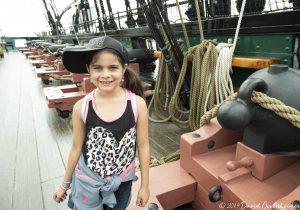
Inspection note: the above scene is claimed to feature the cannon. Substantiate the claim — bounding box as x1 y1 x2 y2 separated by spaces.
218 64 300 153
137 64 300 209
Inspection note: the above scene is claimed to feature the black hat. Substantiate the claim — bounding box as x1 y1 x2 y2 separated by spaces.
62 36 129 74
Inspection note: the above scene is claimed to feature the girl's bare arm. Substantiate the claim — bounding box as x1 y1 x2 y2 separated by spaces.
53 99 85 203
136 96 150 206
63 99 85 182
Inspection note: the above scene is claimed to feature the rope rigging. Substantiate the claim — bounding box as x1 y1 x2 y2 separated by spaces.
98 0 110 30
93 0 104 31
106 0 118 30
147 0 248 164
149 0 248 131
41 0 60 35
72 4 80 33
136 0 147 27
124 0 136 28
79 0 91 33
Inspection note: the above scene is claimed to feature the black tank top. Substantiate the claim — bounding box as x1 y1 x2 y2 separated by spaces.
81 89 137 178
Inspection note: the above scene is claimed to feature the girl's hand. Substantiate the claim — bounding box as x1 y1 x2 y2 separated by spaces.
53 186 68 203
136 187 150 207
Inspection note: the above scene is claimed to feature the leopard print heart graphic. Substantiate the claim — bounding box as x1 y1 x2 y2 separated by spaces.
85 126 136 177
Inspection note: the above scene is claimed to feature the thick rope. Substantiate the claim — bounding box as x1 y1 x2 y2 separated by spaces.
214 0 247 104
201 91 300 129
189 40 218 130
252 92 300 129
231 0 247 55
194 0 204 41
175 0 190 49
148 45 177 122
200 92 237 127
215 43 234 105
149 150 180 167
168 51 190 127
49 74 72 81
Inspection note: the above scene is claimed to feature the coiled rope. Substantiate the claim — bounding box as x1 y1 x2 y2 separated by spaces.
148 0 248 164
214 0 247 104
148 44 180 123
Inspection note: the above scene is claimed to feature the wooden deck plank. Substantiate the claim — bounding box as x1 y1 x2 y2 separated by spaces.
12 54 43 210
30 75 67 183
149 121 191 159
0 54 22 210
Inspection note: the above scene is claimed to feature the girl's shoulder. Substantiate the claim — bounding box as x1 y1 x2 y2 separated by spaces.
135 94 147 113
126 89 146 107
73 98 84 113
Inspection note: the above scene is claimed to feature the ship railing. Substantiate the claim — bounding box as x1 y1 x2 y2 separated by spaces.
49 0 299 36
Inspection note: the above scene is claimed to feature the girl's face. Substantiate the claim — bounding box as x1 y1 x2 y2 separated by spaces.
87 50 126 93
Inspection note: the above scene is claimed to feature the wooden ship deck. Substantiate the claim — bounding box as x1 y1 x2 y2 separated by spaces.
0 52 191 210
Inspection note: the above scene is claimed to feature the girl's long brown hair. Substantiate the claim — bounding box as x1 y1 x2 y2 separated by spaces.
122 68 144 98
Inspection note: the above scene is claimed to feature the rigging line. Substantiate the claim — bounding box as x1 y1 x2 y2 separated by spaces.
136 0 147 26
152 0 184 67
41 0 57 34
72 21 80 45
98 0 107 36
106 0 118 29
231 0 247 54
124 0 136 28
93 0 104 31
59 0 78 19
50 0 65 34
175 0 190 49
98 0 109 31
79 0 90 33
50 0 59 16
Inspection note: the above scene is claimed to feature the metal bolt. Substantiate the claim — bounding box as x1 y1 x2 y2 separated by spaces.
208 140 215 149
285 36 290 41
192 133 201 138
285 47 290 51
292 200 300 210
283 59 288 63
256 45 260 49
148 203 159 210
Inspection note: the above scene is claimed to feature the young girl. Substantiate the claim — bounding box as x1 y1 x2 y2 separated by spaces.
53 36 150 210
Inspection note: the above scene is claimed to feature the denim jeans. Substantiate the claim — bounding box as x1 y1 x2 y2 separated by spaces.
104 181 133 210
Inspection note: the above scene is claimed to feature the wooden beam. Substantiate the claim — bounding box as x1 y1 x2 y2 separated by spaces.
154 51 280 69
232 56 280 69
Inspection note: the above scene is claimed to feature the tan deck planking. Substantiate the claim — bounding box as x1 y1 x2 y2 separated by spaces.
0 52 188 210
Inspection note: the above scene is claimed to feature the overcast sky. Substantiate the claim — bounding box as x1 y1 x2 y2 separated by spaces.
0 0 126 37
0 0 48 37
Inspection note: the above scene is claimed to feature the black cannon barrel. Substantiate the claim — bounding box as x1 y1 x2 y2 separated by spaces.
128 48 157 64
217 64 300 153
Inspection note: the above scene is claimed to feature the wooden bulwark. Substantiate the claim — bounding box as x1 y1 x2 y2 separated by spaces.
154 50 280 69
232 56 280 69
